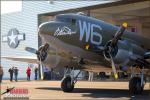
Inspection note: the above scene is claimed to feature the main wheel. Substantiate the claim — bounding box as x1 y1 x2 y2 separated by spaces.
61 76 74 92
129 77 144 95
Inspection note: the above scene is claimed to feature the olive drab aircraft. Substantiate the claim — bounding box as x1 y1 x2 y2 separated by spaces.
3 13 150 95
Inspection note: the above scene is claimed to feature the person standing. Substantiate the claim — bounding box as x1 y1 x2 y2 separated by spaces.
34 67 38 80
88 71 94 81
26 67 31 81
0 66 4 83
43 67 49 80
8 67 14 82
14 67 19 82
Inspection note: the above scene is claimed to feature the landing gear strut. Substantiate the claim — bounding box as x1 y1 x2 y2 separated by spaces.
129 66 146 95
61 67 81 92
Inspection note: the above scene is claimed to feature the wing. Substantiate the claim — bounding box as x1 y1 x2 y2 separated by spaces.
2 56 38 64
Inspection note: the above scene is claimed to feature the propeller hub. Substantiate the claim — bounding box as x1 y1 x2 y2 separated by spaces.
37 43 49 61
104 41 118 60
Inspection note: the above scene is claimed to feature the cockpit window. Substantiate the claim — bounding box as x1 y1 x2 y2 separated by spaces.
56 15 76 25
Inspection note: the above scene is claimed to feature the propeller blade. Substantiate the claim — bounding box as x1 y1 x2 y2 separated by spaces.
43 43 49 50
109 52 118 79
39 58 44 80
111 22 128 46
40 43 49 52
25 47 38 54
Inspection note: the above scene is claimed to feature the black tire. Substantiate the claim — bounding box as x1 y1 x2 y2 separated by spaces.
129 77 144 95
61 76 74 92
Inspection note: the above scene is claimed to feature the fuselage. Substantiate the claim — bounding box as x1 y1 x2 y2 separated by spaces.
38 13 150 71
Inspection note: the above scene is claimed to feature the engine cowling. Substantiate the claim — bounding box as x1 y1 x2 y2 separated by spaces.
104 40 145 66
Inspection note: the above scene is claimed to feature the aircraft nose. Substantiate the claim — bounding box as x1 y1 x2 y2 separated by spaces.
38 21 64 36
38 21 77 37
38 22 55 34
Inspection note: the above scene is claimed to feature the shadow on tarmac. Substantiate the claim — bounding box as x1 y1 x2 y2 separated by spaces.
36 87 150 100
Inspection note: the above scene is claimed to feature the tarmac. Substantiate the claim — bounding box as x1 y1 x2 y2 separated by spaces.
0 80 150 100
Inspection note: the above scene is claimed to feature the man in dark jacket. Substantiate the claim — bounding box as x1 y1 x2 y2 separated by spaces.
14 67 19 82
0 66 3 83
34 67 38 80
8 67 14 82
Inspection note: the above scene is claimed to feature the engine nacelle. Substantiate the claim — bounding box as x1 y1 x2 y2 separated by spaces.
104 40 145 65
38 44 60 68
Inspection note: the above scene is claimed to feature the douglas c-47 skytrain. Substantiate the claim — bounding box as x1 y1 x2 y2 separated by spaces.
4 13 150 95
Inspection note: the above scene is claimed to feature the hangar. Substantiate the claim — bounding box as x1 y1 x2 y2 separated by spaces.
1 0 150 79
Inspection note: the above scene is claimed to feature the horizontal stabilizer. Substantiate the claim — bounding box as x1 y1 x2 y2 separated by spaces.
25 47 37 54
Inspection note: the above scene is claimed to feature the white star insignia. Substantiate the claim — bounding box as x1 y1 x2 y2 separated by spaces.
8 31 17 45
